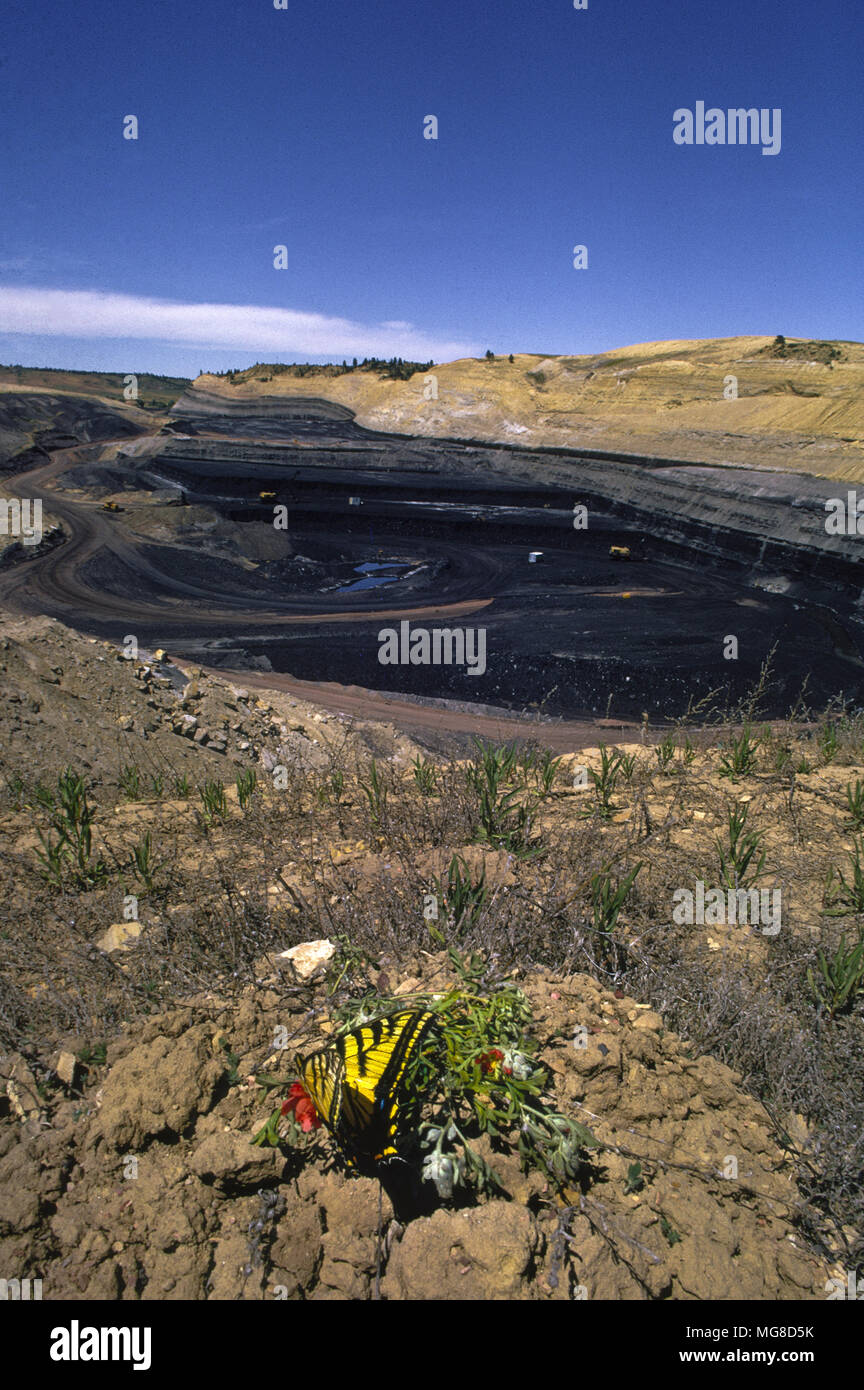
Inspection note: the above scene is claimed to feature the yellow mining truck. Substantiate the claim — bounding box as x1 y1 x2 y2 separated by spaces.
259 491 277 502
609 545 631 559
101 500 123 512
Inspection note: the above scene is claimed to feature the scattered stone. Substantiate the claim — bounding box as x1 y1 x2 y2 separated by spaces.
55 1051 80 1087
96 921 143 953
2 1054 43 1122
278 939 337 979
632 1010 663 1032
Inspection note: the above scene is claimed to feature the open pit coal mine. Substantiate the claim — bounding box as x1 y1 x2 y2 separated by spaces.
3 391 863 725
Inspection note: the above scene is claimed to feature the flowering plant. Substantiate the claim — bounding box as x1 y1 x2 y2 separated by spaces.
253 948 598 1199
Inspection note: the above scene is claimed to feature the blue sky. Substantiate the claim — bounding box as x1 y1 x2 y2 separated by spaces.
0 0 860 376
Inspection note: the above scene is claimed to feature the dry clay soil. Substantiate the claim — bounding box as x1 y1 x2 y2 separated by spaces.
0 612 840 1302
0 958 834 1302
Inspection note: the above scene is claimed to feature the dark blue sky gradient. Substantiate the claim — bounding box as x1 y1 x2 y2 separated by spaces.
0 0 860 374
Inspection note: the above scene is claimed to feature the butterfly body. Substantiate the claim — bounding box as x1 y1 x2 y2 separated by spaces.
298 1009 437 1163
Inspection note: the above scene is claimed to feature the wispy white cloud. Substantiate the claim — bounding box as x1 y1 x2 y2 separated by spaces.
0 286 480 362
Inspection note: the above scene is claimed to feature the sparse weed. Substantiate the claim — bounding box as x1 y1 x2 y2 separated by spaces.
624 1161 644 1194
660 1215 682 1246
33 781 55 810
360 759 388 832
429 855 489 942
199 779 228 822
824 839 864 916
618 751 637 784
807 930 864 1019
412 755 438 796
236 768 257 810
34 832 68 889
715 802 766 889
465 741 539 856
845 780 864 831
820 722 839 765
6 775 26 810
718 727 758 781
34 768 107 890
655 735 676 773
119 764 141 800
131 829 156 893
317 769 344 806
591 861 642 934
585 745 623 820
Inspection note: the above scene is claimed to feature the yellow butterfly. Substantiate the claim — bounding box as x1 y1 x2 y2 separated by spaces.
298 1010 437 1163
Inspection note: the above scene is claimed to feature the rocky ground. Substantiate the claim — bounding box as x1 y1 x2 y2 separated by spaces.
0 609 424 794
1 607 862 1301
0 957 834 1301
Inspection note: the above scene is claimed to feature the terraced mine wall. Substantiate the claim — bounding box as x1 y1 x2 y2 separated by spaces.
151 425 864 603
0 391 146 472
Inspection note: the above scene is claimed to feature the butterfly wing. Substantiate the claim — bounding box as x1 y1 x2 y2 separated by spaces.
348 1009 438 1159
300 1044 345 1129
302 1010 437 1162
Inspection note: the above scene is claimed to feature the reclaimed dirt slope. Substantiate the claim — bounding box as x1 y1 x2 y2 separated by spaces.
194 335 864 482
0 606 859 1301
0 609 424 793
0 957 833 1301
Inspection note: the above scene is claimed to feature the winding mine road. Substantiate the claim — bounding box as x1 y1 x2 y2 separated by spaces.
0 440 641 749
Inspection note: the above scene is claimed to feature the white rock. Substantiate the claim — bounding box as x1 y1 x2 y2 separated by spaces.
278 938 336 979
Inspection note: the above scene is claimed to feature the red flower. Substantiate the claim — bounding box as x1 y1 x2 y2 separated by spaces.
477 1048 505 1076
281 1082 322 1132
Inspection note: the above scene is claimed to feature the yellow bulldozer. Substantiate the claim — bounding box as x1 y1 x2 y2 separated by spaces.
101 500 123 512
259 491 277 502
